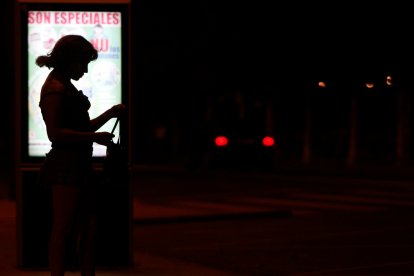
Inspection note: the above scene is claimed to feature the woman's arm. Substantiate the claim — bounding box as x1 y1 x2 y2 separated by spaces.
89 104 126 132
41 93 114 145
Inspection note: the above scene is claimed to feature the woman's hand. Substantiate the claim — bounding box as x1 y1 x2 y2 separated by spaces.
108 104 126 119
94 131 115 146
89 104 126 132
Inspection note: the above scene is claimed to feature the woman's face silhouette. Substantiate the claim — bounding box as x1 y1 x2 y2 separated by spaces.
69 60 89 81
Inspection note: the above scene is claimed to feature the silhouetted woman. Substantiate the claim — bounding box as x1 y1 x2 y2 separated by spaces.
36 34 125 276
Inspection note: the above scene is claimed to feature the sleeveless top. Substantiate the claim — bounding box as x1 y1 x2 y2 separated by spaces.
38 72 95 187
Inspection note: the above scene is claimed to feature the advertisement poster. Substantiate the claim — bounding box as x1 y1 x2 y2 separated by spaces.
27 10 122 157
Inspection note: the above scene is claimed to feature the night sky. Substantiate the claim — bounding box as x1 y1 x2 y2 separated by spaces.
133 1 414 91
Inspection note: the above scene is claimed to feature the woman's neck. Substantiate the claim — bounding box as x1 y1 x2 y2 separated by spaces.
52 69 71 84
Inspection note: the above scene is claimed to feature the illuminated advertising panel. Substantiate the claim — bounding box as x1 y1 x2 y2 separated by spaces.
27 10 122 157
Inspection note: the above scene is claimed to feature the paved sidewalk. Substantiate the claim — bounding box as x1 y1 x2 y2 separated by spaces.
0 170 292 276
0 199 245 276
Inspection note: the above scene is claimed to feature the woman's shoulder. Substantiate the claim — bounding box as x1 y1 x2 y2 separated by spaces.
39 77 70 108
41 78 66 95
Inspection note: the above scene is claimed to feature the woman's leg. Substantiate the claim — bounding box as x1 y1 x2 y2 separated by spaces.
49 184 80 276
78 182 97 276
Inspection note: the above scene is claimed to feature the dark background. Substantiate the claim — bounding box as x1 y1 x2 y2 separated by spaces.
2 0 414 197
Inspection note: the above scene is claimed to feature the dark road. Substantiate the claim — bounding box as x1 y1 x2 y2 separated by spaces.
131 171 414 275
3 171 414 275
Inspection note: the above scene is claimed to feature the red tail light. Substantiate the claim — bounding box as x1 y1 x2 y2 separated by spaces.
215 136 228 147
262 136 274 147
